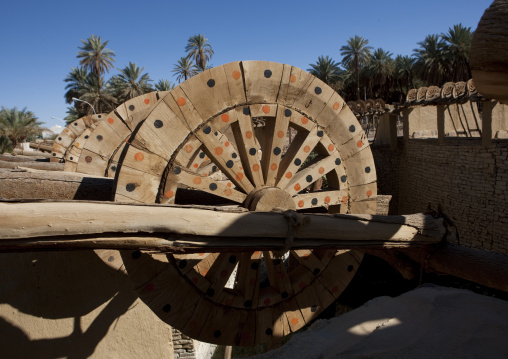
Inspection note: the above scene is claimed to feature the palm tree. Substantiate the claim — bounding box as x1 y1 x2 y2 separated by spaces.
64 67 89 104
413 34 447 86
64 106 80 124
307 56 343 86
111 62 153 101
365 48 395 99
172 57 198 83
76 73 117 114
0 107 45 148
340 35 373 100
185 34 214 71
155 79 175 91
441 24 473 81
77 35 116 87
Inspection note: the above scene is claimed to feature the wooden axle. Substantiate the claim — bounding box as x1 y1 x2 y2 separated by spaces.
0 200 445 253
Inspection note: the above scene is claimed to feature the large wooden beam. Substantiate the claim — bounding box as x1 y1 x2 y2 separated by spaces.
0 200 445 252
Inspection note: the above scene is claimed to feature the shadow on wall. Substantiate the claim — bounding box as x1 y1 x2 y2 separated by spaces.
0 250 138 358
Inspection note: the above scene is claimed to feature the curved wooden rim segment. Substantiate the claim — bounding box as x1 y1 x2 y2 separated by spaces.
113 61 377 345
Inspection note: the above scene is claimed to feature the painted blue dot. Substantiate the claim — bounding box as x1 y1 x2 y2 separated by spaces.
365 166 371 173
243 107 250 115
173 166 181 175
264 70 272 78
199 152 205 159
317 130 323 137
207 79 215 87
226 160 234 168
306 175 313 183
294 158 301 166
203 126 211 134
232 153 238 159
126 183 136 192
212 165 217 172
273 147 281 156
349 125 356 132
214 132 218 136
154 120 163 128
315 87 322 95
341 175 347 183
335 158 342 165
311 198 318 205
284 109 292 117
249 148 257 156
96 135 103 141
209 183 218 191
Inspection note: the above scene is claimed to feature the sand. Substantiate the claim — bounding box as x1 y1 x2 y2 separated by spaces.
253 285 508 359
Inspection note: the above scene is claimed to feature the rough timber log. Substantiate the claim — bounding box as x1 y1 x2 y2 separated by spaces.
470 0 508 104
0 161 64 171
0 201 445 252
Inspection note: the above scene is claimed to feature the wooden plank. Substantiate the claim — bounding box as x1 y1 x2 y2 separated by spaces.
67 117 87 137
163 87 203 132
120 146 167 176
285 153 341 195
292 77 334 121
75 149 109 177
337 130 369 161
349 182 377 202
342 146 377 187
325 103 363 147
278 65 315 107
115 91 166 130
114 165 160 203
315 92 349 128
242 60 284 103
78 119 126 159
223 61 247 106
204 252 239 301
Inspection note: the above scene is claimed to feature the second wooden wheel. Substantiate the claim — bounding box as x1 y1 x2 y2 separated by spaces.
113 61 377 345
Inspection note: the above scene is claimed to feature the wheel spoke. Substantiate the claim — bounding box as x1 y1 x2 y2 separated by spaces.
276 126 321 189
204 253 239 300
290 250 325 274
292 189 348 209
234 251 262 309
167 165 246 204
261 107 291 186
232 107 265 187
263 251 294 300
284 153 342 196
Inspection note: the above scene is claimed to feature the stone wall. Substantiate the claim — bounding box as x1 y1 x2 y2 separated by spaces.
372 137 508 255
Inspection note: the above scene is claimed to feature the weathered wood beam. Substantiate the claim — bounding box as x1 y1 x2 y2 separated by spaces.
0 161 64 171
0 201 445 252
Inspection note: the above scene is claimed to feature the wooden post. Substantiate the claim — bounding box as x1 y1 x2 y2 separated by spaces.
482 100 494 147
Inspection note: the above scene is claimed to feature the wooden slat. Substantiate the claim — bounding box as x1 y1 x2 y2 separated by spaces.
292 189 348 209
292 77 334 121
115 91 166 130
278 65 315 107
343 146 377 187
75 149 109 177
242 61 284 103
204 253 239 300
285 153 341 195
114 165 160 203
276 126 321 189
163 87 203 132
222 61 246 106
261 108 291 186
234 251 262 309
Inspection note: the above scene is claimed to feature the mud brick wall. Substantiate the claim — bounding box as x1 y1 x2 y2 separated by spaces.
372 137 508 255
172 328 196 359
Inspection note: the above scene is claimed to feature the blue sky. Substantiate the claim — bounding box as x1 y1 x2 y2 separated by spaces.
0 0 492 133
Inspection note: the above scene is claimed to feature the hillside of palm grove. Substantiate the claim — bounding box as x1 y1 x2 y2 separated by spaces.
0 24 473 153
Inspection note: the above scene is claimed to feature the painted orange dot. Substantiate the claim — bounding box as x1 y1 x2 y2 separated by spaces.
291 318 299 325
367 190 373 197
245 131 253 139
270 163 277 171
357 140 364 148
301 117 309 124
236 172 244 180
333 102 340 110
262 105 270 114
232 70 241 80
193 177 202 185
304 145 311 153
264 298 271 306
214 147 223 155
227 182 232 187
294 183 301 191
202 173 208 177
65 129 69 133
239 166 243 170
341 196 348 203
203 270 208 276
126 137 130 143
75 143 79 148
298 200 304 208
144 98 150 105
107 118 114 124
221 113 230 122
225 188 232 196
285 172 292 179
254 251 260 255
176 97 186 106
164 190 174 198
134 152 144 161
205 156 209 161
325 196 331 204
328 144 335 152
290 74 297 83
277 130 285 138
225 141 230 147
184 144 193 153
193 163 199 168
318 167 325 174
253 164 260 172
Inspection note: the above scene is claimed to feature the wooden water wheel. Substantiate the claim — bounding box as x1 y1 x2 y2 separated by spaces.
109 61 377 346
